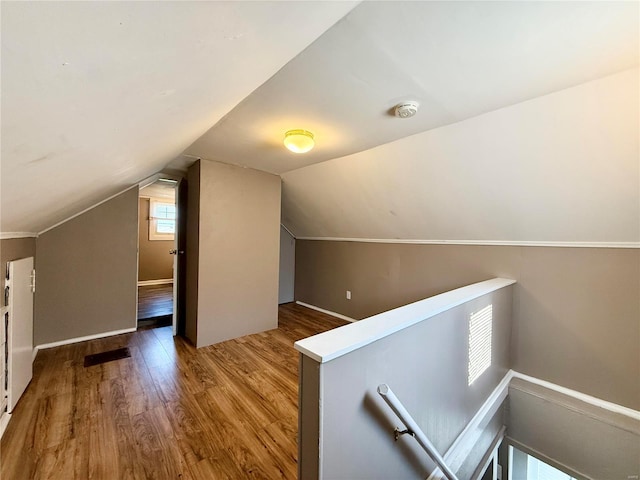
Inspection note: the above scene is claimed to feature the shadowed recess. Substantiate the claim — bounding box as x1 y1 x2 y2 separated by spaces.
84 347 131 367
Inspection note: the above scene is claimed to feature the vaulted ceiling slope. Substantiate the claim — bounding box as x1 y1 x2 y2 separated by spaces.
0 1 357 234
183 1 639 175
281 69 639 244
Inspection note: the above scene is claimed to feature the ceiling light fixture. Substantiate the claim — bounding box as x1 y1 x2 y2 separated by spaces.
394 101 419 118
284 129 315 153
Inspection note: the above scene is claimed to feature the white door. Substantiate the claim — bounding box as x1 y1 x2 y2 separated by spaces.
6 257 34 412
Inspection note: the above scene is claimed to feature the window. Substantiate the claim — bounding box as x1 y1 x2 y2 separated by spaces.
468 304 492 385
526 455 575 480
509 446 577 480
149 199 176 240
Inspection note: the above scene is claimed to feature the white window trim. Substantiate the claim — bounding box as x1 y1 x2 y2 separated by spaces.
148 198 175 241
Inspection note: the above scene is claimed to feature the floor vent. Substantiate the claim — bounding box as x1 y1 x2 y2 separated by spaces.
84 347 131 367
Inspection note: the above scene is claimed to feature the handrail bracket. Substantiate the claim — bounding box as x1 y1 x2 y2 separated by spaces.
394 427 415 441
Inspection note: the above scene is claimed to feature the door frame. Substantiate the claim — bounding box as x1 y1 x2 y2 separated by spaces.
137 172 183 334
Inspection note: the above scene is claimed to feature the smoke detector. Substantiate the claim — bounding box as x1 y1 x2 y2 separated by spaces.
394 101 419 119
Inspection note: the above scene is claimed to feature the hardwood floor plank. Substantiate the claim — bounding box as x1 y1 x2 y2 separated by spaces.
34 438 78 480
88 410 120 479
138 284 173 320
1 303 347 479
188 452 243 480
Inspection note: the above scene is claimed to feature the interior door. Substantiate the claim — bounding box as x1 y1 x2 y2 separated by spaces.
6 257 34 412
173 177 188 336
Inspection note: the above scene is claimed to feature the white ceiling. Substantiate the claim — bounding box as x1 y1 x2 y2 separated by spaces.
182 1 639 174
2 1 638 243
140 182 176 202
1 1 356 233
281 69 639 243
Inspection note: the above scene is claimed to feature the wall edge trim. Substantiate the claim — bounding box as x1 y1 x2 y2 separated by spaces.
505 437 593 480
427 369 639 479
295 301 357 323
35 327 137 351
511 371 640 421
137 279 173 287
281 223 296 239
296 237 640 249
0 232 38 239
432 370 514 478
38 185 138 236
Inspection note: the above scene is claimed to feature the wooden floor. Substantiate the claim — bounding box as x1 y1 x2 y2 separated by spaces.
1 303 347 479
137 284 173 320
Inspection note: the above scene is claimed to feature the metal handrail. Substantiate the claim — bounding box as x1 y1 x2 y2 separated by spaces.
377 384 459 480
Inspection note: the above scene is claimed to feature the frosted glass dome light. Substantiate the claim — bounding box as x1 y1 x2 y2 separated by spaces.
284 129 315 153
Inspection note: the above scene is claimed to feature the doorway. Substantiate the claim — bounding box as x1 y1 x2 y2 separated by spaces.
137 179 177 329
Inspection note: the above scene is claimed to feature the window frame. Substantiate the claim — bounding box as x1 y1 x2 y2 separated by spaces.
148 198 176 241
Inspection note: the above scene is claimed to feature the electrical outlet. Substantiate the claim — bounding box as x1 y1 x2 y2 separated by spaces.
346 290 351 300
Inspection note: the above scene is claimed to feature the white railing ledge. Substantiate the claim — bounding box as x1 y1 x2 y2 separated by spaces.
294 277 516 364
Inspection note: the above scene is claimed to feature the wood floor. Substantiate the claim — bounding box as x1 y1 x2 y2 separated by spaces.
137 284 173 320
1 303 347 479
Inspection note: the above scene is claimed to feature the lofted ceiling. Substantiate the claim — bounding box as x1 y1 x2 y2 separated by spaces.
2 1 638 244
0 1 356 233
182 1 639 174
281 68 639 243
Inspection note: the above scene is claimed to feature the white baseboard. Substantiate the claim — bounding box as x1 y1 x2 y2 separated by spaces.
0 412 11 439
35 327 137 351
137 279 173 286
295 301 357 323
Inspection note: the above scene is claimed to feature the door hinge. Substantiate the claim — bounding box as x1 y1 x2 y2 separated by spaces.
30 270 36 294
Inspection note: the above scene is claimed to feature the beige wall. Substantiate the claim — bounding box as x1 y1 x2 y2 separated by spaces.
138 198 173 281
295 241 639 410
186 159 281 348
35 188 139 345
1 237 36 307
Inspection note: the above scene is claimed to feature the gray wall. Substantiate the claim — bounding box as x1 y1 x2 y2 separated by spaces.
1 237 36 307
299 354 321 480
279 225 295 304
507 379 640 480
187 159 281 348
35 188 138 345
295 241 639 410
137 197 173 281
300 285 513 479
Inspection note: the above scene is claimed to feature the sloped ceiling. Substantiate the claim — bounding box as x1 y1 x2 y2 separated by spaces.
0 1 356 233
140 182 175 202
183 1 639 174
281 69 639 243
3 1 638 244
